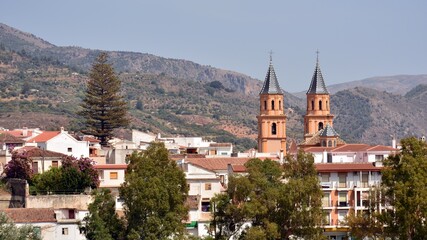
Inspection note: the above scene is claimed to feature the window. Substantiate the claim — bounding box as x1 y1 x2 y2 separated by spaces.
311 100 314 110
322 140 326 147
338 173 347 188
32 162 39 174
318 122 324 130
375 155 384 162
328 140 332 147
67 147 72 152
220 175 225 185
110 172 118 180
327 153 332 163
68 209 75 219
264 100 267 110
201 201 210 212
322 193 330 207
338 192 347 207
52 161 58 168
98 170 104 180
271 100 275 110
279 100 281 110
271 123 277 135
326 100 329 110
319 100 323 110
323 212 331 226
321 173 330 182
338 211 347 225
362 172 369 188
205 183 212 191
62 228 69 235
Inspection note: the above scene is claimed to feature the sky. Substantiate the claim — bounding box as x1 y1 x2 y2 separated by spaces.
1 1 426 92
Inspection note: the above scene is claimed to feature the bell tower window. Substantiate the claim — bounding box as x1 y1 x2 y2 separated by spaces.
272 100 275 110
264 101 267 110
279 101 281 110
318 122 324 131
271 123 277 135
319 100 323 110
311 100 314 110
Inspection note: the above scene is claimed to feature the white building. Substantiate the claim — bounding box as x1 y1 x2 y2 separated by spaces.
26 128 90 158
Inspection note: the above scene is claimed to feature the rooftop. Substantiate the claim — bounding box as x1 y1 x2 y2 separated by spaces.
1 208 57 223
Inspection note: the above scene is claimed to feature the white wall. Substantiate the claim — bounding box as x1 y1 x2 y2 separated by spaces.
98 169 126 188
43 133 89 158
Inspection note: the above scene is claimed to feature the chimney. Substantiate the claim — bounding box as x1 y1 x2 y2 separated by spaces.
60 126 65 133
22 127 28 137
391 135 396 149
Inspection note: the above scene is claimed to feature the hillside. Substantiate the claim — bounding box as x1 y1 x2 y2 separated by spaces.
1 22 426 150
332 87 427 145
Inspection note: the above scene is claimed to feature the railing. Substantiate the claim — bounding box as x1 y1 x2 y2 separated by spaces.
320 181 332 188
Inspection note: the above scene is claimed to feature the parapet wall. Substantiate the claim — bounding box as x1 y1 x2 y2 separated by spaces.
27 194 92 210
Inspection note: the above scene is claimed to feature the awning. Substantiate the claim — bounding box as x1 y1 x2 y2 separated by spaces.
186 221 198 228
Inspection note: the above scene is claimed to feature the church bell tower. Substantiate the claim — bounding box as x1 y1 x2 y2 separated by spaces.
304 53 334 140
257 55 287 154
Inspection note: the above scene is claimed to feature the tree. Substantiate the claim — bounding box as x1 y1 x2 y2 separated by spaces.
135 99 143 111
80 52 129 146
4 152 32 181
119 142 188 240
32 156 99 194
211 152 324 240
81 189 125 240
0 212 41 240
380 137 427 239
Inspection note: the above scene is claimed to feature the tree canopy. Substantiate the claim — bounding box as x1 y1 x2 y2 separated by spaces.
32 156 99 194
0 212 41 240
211 151 324 240
119 142 188 240
80 52 129 146
81 189 125 240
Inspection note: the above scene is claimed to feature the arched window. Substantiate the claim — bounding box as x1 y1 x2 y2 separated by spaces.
279 101 281 110
328 140 332 147
271 123 277 135
272 100 275 110
311 100 314 110
322 140 326 147
318 122 324 130
264 100 267 110
319 100 323 110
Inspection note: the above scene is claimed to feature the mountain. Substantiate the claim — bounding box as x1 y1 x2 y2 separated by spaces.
1 22 426 150
332 86 427 145
294 74 427 98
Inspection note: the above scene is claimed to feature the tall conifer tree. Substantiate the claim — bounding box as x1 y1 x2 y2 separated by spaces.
80 52 129 145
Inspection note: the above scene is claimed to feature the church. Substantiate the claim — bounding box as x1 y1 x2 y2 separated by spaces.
257 53 343 154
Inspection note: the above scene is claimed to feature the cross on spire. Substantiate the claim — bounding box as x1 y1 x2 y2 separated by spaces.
316 49 320 63
269 50 273 63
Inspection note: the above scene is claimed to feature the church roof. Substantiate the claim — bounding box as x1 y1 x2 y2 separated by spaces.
259 57 283 95
307 54 329 94
319 124 339 137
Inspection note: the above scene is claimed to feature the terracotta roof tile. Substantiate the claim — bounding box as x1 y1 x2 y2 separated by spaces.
331 144 371 152
316 163 381 172
94 164 128 170
186 158 252 171
15 147 65 158
231 164 246 172
0 133 25 144
27 131 60 143
367 145 398 152
83 136 101 143
1 208 57 223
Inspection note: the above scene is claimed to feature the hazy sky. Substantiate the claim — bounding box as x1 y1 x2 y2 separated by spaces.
1 1 426 92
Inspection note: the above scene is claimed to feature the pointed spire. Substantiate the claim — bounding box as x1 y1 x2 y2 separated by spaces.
307 50 328 94
260 52 283 95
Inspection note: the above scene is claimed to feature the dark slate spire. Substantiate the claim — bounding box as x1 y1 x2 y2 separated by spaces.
319 124 339 137
259 53 283 95
307 51 328 94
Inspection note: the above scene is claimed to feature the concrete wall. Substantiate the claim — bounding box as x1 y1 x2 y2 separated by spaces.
26 195 92 210
43 133 89 158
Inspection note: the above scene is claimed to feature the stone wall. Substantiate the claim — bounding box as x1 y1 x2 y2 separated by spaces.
27 194 92 210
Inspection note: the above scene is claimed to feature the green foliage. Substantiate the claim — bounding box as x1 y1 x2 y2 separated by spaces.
211 153 324 240
81 189 125 240
380 137 427 239
80 52 129 145
119 142 188 240
32 156 99 194
0 212 41 240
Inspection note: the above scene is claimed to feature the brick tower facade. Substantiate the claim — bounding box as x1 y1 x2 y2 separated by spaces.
257 57 287 154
